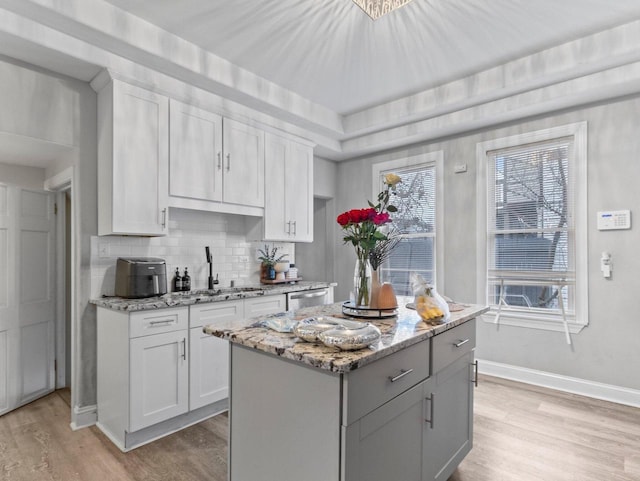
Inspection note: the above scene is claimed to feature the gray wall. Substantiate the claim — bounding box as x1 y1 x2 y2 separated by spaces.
334 95 640 391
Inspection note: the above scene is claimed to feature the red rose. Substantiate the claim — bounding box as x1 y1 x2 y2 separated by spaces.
349 209 363 223
365 208 377 220
337 212 350 226
373 212 390 225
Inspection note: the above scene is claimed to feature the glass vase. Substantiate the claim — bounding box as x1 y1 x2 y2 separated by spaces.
353 258 372 307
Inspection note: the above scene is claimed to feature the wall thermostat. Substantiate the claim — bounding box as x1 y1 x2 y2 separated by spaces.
597 210 631 230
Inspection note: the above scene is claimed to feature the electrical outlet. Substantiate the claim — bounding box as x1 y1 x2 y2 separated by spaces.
99 244 109 258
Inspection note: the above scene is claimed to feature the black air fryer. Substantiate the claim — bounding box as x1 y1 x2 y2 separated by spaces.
114 257 167 298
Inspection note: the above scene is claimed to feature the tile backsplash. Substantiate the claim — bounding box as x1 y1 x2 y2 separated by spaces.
90 208 294 298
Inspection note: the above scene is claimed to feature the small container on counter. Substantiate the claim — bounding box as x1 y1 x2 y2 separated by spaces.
286 264 298 279
173 268 183 292
182 268 191 291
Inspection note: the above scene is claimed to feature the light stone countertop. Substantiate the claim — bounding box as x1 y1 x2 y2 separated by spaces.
90 281 333 311
203 299 489 373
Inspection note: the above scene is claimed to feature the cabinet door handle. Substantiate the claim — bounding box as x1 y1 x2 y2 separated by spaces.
425 393 434 428
217 152 222 170
292 220 297 235
181 338 187 361
286 221 291 235
226 153 231 171
472 360 479 387
161 208 167 228
149 319 174 326
454 338 469 348
388 368 414 383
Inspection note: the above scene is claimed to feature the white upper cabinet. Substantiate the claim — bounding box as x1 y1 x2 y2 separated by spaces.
168 106 265 215
222 118 265 208
169 100 223 203
264 132 313 242
94 77 169 236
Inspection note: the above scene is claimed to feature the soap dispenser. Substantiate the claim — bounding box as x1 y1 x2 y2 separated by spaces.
182 268 191 292
173 268 183 292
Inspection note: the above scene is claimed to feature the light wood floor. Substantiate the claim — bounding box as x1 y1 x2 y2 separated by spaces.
1 376 639 481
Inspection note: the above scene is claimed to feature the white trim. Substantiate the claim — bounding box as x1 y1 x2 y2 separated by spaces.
70 403 97 430
371 151 445 289
479 312 586 334
477 359 640 409
476 122 589 334
43 166 72 191
54 191 66 388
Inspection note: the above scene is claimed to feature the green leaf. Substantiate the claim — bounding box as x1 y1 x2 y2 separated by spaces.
387 205 398 212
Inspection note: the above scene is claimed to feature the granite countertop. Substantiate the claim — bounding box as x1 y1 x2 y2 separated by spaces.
203 299 489 373
90 281 334 311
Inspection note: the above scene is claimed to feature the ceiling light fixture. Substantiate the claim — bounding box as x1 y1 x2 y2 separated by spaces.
352 0 413 20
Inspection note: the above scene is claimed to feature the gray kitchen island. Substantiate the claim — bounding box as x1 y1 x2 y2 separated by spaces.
204 300 489 481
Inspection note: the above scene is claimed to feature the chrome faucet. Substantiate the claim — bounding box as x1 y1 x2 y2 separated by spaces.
205 246 219 289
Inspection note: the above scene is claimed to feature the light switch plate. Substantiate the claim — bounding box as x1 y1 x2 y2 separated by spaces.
454 163 467 173
597 210 631 230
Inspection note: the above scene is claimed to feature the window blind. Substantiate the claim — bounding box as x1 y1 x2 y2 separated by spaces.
380 165 436 295
487 138 575 311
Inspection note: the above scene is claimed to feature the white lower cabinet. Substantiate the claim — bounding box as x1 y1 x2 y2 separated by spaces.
130 329 189 431
97 305 225 451
188 300 243 410
97 295 286 451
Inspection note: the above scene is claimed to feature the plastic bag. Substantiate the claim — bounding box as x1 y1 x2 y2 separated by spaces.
410 273 450 322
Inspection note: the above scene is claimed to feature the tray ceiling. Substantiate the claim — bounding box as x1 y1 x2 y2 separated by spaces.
102 0 640 114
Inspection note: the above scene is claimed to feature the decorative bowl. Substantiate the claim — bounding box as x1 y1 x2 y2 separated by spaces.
318 324 382 350
292 317 366 342
274 261 290 273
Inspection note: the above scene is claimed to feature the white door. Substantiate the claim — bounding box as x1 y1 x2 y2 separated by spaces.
0 185 56 416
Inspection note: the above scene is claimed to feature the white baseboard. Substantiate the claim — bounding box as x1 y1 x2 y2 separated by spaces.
70 404 97 430
477 359 640 409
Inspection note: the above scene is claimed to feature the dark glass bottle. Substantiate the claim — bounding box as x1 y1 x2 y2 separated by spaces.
173 268 183 292
182 268 191 292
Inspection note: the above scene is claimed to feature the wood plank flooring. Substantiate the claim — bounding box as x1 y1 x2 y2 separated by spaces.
1 376 639 481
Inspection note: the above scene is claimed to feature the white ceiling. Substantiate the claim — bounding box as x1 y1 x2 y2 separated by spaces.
101 0 640 115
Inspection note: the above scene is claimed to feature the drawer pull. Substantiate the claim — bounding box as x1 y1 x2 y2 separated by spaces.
388 368 414 383
149 319 175 326
454 338 470 348
472 360 479 387
425 393 434 428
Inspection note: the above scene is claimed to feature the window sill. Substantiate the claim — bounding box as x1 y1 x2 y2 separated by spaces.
480 308 587 335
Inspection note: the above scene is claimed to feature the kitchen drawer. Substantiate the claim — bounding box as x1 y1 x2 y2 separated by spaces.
129 307 188 338
431 319 476 374
189 300 244 328
343 339 430 425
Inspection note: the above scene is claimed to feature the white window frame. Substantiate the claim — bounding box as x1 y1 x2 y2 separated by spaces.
372 151 444 293
476 122 588 334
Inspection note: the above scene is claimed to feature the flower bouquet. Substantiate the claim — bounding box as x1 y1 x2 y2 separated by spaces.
337 173 401 306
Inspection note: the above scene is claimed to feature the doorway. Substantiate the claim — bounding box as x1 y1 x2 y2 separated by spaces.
0 184 57 415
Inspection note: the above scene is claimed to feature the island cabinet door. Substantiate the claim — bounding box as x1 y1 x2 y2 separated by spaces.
129 330 189 432
342 380 427 481
422 352 474 481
